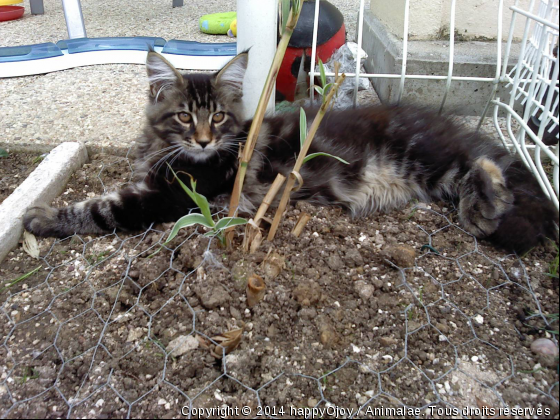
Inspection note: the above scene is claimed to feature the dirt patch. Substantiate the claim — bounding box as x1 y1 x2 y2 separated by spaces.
0 152 45 204
0 152 558 419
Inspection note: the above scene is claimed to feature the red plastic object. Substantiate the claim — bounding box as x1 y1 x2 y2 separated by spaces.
277 0 346 102
0 6 24 22
277 24 346 101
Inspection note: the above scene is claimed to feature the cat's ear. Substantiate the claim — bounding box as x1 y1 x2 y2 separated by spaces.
215 52 248 102
146 51 184 101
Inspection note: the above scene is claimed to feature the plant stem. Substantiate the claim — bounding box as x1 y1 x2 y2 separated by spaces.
227 2 303 223
268 72 346 241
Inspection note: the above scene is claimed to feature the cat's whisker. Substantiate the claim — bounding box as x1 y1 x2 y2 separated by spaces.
146 147 182 181
143 145 181 160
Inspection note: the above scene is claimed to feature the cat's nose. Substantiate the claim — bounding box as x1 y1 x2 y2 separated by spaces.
198 140 211 149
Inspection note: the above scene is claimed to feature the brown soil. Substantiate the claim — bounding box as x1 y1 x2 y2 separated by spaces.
0 152 558 419
0 153 44 204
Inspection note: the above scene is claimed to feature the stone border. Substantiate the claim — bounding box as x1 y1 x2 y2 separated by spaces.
0 142 88 263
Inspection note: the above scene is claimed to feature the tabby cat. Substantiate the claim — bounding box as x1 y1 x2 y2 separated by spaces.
23 51 558 253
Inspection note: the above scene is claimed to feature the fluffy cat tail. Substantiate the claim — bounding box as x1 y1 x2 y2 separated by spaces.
458 157 558 254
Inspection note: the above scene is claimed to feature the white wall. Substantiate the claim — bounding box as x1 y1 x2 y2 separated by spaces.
370 0 533 41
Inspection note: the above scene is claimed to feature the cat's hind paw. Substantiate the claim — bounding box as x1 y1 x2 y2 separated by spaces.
458 158 514 238
23 204 65 238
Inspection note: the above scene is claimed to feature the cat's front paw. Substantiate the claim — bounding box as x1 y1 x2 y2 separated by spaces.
23 204 64 238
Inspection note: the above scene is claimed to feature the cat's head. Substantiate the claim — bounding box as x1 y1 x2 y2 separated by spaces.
145 51 248 162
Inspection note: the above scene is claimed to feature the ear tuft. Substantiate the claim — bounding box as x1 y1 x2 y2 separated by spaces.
146 51 184 101
215 52 248 102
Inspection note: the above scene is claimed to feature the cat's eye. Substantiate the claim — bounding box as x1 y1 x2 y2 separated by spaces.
178 112 192 123
212 112 225 123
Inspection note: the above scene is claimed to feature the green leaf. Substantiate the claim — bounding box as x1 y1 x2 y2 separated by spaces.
165 213 213 244
318 59 327 87
303 152 350 165
420 244 440 255
0 266 42 293
314 86 324 96
0 148 8 158
167 165 215 227
299 107 307 148
214 217 248 231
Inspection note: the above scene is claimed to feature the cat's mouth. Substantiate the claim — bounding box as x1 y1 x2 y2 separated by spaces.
182 143 217 161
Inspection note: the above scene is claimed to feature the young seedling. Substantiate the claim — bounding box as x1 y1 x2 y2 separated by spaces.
0 148 8 158
0 266 42 293
268 69 347 241
227 0 304 234
165 166 247 247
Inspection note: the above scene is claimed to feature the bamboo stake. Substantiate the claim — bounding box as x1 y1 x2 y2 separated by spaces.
242 173 286 253
227 2 303 222
291 212 311 237
254 174 286 225
267 72 347 241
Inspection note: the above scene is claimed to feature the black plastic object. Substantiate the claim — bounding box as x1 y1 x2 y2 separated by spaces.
288 0 344 48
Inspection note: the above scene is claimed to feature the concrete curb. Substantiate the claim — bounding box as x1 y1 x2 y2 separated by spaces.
0 142 89 263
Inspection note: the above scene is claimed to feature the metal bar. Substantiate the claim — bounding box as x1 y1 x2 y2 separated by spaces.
353 0 366 107
61 0 87 39
501 0 521 79
439 0 457 114
492 100 559 164
516 0 555 190
318 72 497 82
476 0 504 130
30 0 44 15
510 5 560 30
309 0 321 102
396 0 410 104
237 0 277 119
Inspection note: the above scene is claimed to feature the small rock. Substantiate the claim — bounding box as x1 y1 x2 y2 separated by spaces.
379 337 397 347
194 284 231 309
531 338 559 357
318 323 338 346
126 328 144 342
408 321 422 331
230 306 242 320
293 280 322 306
435 322 449 334
344 248 364 267
166 335 199 357
326 253 344 271
354 280 375 300
262 252 285 278
383 245 416 268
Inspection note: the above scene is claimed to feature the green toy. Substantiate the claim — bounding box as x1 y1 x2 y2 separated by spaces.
199 12 237 35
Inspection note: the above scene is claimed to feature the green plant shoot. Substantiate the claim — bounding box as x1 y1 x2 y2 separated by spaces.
165 166 247 245
298 107 349 166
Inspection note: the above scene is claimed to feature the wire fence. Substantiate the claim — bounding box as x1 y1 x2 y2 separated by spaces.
309 0 559 210
1 0 558 418
1 150 558 418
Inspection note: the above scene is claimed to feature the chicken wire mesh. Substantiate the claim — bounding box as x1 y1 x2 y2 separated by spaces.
1 150 558 418
1 0 559 418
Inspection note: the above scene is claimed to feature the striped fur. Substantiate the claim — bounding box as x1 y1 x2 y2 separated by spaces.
23 52 558 253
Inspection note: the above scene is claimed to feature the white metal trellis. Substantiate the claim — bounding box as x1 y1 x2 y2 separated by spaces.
304 0 559 210
493 0 559 209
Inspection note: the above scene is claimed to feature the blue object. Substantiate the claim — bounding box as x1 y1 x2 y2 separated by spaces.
162 40 236 56
56 37 167 54
0 43 63 63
